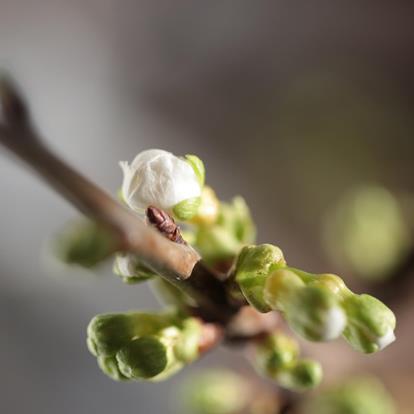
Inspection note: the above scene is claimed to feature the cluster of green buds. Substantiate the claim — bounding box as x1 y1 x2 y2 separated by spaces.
193 195 256 266
87 310 202 381
235 244 396 353
254 332 322 391
52 148 397 392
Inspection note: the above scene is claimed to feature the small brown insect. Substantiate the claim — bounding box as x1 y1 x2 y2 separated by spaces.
146 205 186 245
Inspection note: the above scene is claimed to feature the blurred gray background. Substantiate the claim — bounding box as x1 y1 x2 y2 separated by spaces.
1 1 414 413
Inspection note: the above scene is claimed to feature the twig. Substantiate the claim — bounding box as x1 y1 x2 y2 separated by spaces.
0 76 239 323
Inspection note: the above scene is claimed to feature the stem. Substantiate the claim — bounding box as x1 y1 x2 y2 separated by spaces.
0 77 237 320
0 76 276 331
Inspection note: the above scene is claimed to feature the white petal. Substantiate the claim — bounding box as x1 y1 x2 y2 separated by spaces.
376 329 396 350
321 306 346 341
115 253 136 277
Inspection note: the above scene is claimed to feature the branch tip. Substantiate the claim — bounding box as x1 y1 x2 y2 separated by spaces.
0 73 29 127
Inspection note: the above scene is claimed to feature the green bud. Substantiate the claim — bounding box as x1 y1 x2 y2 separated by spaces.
255 332 299 377
173 197 202 220
174 318 202 363
87 311 175 357
264 268 306 312
149 326 185 382
181 370 249 414
284 285 347 342
97 355 128 381
342 294 396 353
307 376 396 414
88 311 202 382
195 226 245 264
87 314 136 356
55 220 116 268
113 253 156 284
116 336 168 379
235 244 286 312
278 359 323 391
185 154 205 187
190 186 220 225
193 196 256 264
218 197 256 245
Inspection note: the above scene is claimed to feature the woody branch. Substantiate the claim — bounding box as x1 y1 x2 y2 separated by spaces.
0 76 275 333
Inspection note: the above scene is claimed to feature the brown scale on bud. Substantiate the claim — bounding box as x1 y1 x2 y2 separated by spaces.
146 206 186 245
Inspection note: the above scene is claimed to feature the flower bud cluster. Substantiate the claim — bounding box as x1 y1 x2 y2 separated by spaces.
254 332 322 391
193 196 256 265
87 311 202 381
235 244 396 353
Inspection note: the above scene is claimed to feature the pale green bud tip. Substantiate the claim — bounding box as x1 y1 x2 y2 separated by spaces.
343 294 396 353
182 370 250 414
116 336 168 379
280 359 323 391
284 285 346 342
312 273 348 297
185 154 205 187
236 244 285 275
113 253 156 284
236 244 286 312
55 220 116 268
174 318 202 363
173 196 202 220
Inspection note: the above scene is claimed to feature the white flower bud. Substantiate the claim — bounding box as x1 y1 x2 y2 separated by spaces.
120 149 202 214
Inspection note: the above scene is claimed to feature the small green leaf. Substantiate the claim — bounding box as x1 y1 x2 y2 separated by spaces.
173 197 202 220
185 154 205 186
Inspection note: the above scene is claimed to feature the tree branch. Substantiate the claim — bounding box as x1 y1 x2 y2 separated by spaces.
0 76 243 324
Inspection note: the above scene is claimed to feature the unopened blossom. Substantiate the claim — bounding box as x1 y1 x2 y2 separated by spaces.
120 149 203 217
